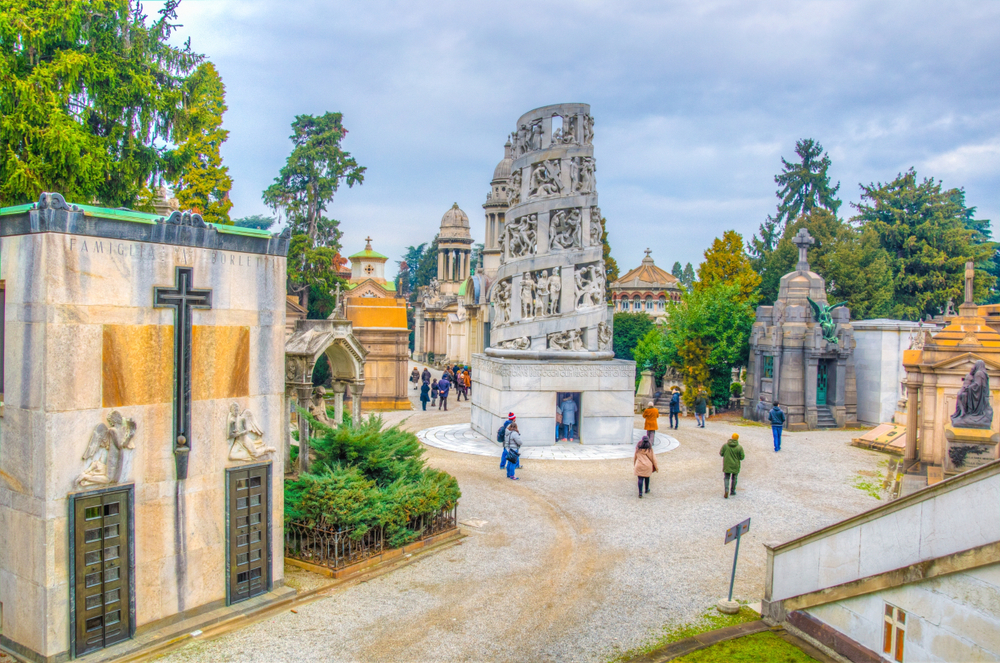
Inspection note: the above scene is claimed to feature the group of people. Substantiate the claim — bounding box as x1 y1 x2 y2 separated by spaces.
413 365 473 412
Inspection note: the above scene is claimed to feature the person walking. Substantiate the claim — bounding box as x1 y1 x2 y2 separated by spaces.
720 433 745 498
421 367 431 385
768 401 786 452
633 435 658 498
694 389 708 428
499 413 516 469
456 370 468 401
410 367 420 390
505 422 522 480
642 401 659 445
559 394 578 441
430 378 439 407
419 381 430 410
463 369 472 396
669 387 681 430
438 375 451 411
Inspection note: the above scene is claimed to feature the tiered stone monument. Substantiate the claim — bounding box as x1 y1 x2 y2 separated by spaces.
743 228 858 429
471 103 635 445
903 262 1000 474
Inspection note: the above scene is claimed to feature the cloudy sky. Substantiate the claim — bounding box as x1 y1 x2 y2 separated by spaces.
173 0 1000 276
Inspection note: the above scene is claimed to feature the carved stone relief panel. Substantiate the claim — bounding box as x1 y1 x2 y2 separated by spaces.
506 213 537 258
598 322 612 350
496 336 531 350
547 328 586 351
492 278 513 327
570 157 595 194
77 411 137 487
582 114 594 145
528 160 563 199
227 402 275 461
508 168 522 206
549 208 582 251
589 206 603 246
518 267 562 319
574 263 606 310
528 119 543 151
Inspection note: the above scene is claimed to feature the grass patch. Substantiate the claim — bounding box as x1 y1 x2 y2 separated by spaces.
605 606 759 663
674 631 821 662
851 461 888 500
735 419 769 428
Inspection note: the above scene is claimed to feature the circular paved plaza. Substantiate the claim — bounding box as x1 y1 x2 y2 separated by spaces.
159 364 884 663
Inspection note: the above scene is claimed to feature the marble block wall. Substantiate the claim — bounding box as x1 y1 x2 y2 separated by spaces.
0 205 288 661
852 319 921 424
470 355 635 446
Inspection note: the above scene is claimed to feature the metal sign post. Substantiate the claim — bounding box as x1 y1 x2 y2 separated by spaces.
724 517 751 602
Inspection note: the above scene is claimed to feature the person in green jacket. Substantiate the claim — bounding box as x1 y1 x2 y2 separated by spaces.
720 433 745 499
694 390 708 428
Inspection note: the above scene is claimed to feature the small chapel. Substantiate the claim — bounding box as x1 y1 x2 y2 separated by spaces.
743 228 858 430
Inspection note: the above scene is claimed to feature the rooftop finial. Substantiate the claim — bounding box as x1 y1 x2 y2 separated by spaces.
792 228 815 272
365 236 373 251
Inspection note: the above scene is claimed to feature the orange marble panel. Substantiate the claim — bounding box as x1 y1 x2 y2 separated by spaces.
191 326 250 400
102 325 174 407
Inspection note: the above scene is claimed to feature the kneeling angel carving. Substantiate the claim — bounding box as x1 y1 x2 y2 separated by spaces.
227 403 275 461
77 411 137 487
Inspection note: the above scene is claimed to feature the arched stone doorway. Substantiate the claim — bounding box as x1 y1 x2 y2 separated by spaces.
285 317 368 473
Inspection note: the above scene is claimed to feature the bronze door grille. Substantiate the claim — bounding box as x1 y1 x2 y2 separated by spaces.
73 490 131 656
228 465 269 603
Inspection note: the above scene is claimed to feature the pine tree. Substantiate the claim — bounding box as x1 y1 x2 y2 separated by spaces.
598 214 619 299
0 0 201 207
169 62 232 224
671 261 684 280
682 263 695 291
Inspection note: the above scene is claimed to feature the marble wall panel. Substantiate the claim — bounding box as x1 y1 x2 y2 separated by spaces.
816 526 862 589
43 581 70 657
0 569 46 655
101 325 174 407
1 408 46 499
920 475 1000 560
191 326 250 401
583 390 634 418
579 416 632 445
4 321 45 411
858 503 923 578
44 323 102 412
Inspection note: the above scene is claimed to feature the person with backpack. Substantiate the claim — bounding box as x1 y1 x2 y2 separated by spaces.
499 413 516 469
642 401 659 444
720 433 745 498
505 422 522 480
633 435 658 498
694 389 708 428
430 378 439 407
668 387 681 430
438 375 451 411
419 381 430 410
768 401 786 452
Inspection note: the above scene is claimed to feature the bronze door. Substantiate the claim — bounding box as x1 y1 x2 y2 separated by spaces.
73 490 131 656
228 465 269 603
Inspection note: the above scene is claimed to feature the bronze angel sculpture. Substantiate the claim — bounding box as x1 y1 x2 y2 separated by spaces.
227 402 275 461
807 297 847 344
77 411 137 487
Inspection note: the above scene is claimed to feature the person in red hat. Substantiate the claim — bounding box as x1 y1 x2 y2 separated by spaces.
499 413 516 469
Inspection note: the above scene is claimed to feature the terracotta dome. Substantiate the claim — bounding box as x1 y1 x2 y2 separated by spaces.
492 140 514 181
439 202 471 239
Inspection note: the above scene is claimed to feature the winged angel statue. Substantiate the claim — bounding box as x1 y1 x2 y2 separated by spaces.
227 403 275 461
77 411 136 487
807 297 847 344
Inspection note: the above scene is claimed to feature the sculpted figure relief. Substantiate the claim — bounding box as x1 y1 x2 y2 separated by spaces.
497 336 531 350
952 360 994 429
547 267 562 315
535 270 550 317
506 213 537 258
590 207 603 246
310 386 332 426
227 403 275 461
520 272 536 318
582 114 594 144
598 322 613 350
528 119 543 151
77 411 137 487
549 208 582 251
493 279 512 327
508 169 521 205
528 160 563 199
575 264 606 309
570 157 595 194
548 329 586 351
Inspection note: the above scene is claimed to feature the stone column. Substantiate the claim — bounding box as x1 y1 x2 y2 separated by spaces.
438 250 445 281
804 355 819 429
297 383 312 473
350 381 365 422
332 381 347 425
283 392 293 474
905 380 919 467
414 306 424 360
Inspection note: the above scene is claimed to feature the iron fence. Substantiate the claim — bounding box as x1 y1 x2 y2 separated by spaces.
284 505 458 571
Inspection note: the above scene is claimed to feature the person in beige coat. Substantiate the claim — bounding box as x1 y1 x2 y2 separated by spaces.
633 436 659 498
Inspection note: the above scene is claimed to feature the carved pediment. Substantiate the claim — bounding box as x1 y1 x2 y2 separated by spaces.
929 352 1000 373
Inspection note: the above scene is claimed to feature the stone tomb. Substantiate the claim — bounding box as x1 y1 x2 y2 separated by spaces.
471 103 635 445
0 195 291 661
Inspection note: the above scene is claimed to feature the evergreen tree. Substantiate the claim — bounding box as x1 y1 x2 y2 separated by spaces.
611 312 656 361
169 62 232 224
751 139 842 280
414 236 440 293
681 262 695 291
597 213 619 299
695 230 761 305
853 169 995 319
263 112 365 313
0 0 201 207
397 243 427 302
233 215 276 230
671 261 684 280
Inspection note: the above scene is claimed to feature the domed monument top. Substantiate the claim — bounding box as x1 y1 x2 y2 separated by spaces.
439 202 471 240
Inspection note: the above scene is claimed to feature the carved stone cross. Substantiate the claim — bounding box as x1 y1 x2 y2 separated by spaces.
154 267 212 480
644 248 652 258
792 228 815 271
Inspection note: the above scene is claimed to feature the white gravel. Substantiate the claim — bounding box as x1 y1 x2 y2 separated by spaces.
157 398 884 663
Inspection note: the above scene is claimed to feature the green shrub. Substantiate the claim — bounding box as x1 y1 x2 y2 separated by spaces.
285 414 461 548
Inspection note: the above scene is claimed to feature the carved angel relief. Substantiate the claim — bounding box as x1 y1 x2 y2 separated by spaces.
227 403 275 461
77 411 137 487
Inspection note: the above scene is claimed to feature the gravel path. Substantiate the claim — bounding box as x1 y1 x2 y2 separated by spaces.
158 363 884 663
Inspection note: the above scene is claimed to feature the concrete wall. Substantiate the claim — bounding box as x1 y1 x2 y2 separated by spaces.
0 226 287 660
852 319 920 424
807 563 1000 662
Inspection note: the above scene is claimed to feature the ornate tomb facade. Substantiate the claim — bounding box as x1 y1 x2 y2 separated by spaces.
0 196 291 661
471 103 635 445
743 228 858 430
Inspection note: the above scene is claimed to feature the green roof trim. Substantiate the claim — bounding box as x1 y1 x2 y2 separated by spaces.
458 281 467 296
349 249 388 260
209 223 271 237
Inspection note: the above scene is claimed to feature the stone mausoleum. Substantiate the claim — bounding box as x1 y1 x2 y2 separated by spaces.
0 195 292 661
471 103 635 445
743 228 857 430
